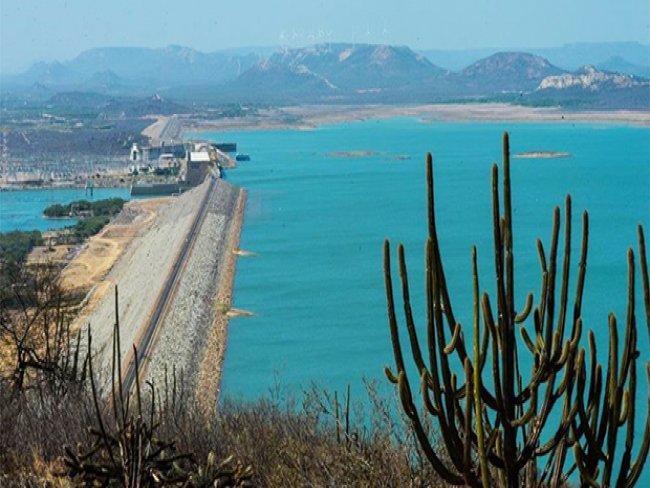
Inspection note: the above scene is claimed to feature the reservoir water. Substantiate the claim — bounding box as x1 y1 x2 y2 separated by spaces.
202 120 649 398
0 187 132 232
2 119 648 472
197 120 649 459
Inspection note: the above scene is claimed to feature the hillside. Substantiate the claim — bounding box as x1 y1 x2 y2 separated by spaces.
419 41 650 72
270 43 445 89
217 43 446 103
229 59 339 103
458 52 564 94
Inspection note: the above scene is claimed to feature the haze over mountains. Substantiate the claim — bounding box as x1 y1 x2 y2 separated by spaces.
2 41 648 109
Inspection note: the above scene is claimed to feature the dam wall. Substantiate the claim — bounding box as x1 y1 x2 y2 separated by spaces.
78 181 210 388
144 179 244 401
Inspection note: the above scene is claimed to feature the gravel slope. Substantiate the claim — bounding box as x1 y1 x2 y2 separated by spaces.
145 180 241 396
79 181 209 390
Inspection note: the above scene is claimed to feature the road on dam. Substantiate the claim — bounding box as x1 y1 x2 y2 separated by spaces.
121 177 216 393
77 176 243 398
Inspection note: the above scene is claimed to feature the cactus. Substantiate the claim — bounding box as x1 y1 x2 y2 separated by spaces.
383 133 649 487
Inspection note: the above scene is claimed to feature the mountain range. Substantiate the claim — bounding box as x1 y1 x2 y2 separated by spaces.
1 42 648 109
419 42 650 72
1 45 264 95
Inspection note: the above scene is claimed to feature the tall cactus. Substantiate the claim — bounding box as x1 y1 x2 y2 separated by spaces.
383 133 649 487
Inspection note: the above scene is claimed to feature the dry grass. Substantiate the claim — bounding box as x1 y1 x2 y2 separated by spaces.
27 245 70 264
0 376 449 487
61 198 166 293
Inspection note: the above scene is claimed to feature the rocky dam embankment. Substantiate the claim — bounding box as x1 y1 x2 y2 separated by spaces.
77 178 245 398
145 180 245 403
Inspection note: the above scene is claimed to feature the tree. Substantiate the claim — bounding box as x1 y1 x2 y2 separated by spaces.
0 230 43 264
0 261 83 392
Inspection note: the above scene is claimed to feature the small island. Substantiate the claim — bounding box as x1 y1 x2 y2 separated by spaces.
328 150 383 158
43 197 126 219
513 151 572 159
32 198 128 248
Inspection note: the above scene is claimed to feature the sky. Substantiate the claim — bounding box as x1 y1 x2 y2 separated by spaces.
1 0 649 74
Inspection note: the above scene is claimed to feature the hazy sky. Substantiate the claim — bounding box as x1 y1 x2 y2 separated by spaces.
1 0 649 73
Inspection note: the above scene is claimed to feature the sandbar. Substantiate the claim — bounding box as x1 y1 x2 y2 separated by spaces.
185 103 650 133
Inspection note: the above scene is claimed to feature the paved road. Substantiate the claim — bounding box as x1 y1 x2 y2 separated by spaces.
158 115 182 144
121 177 216 393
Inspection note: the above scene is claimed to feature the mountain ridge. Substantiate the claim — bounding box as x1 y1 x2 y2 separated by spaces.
2 42 648 109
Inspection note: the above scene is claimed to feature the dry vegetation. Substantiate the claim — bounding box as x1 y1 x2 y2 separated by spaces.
0 363 448 486
61 197 167 295
0 262 446 486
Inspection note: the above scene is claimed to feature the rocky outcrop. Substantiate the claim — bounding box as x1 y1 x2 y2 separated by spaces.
538 65 644 91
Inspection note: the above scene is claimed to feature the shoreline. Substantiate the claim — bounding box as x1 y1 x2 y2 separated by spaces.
185 103 650 134
0 182 130 191
195 187 247 415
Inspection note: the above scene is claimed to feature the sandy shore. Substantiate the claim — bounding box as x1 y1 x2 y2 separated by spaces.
185 103 650 133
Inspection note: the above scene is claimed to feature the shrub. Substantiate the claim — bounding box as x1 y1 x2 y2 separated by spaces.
70 216 109 240
43 198 125 219
0 230 43 264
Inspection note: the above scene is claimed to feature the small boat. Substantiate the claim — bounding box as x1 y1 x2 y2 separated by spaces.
236 153 251 162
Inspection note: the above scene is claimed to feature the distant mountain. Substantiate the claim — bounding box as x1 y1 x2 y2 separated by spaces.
191 45 649 108
216 46 280 59
532 42 650 71
41 91 188 117
420 42 650 74
458 52 564 94
84 70 125 90
419 48 503 71
3 42 648 109
69 45 260 85
229 59 338 103
218 43 446 103
45 91 113 108
104 93 189 117
597 56 650 79
270 43 445 89
2 45 263 91
14 61 79 86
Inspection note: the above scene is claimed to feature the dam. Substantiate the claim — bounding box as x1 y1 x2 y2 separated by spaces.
75 177 245 403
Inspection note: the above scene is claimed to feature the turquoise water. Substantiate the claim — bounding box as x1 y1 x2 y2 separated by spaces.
0 119 647 476
207 120 649 397
198 119 649 469
0 187 132 232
